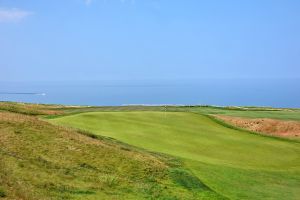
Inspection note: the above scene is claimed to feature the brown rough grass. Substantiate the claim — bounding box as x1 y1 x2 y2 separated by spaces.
0 102 64 115
215 115 300 138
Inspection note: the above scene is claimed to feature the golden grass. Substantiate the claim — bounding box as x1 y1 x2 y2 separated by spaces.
215 115 300 138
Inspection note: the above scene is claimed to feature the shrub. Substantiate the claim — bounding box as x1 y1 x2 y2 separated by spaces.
0 188 6 198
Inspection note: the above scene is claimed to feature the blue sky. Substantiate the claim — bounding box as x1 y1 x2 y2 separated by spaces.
1 0 300 81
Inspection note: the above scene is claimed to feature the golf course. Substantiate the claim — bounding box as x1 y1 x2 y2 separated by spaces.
50 110 300 200
1 102 300 199
3 0 300 199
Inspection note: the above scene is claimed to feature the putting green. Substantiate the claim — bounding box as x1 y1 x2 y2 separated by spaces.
51 111 300 199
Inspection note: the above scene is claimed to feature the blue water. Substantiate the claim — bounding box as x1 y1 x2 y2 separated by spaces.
0 79 299 108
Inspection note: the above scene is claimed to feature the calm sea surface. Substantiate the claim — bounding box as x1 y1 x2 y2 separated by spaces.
0 79 299 108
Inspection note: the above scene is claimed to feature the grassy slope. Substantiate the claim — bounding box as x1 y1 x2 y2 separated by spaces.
0 111 224 200
50 111 300 200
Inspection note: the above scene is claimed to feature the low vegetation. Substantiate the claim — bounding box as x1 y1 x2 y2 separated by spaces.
1 102 300 199
51 111 300 199
0 102 63 115
186 106 300 121
214 115 300 139
0 104 223 199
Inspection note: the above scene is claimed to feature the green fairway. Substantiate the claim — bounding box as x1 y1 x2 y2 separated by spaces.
51 111 300 200
188 106 300 121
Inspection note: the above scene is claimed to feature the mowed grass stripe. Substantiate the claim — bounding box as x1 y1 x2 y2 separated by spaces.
50 111 300 200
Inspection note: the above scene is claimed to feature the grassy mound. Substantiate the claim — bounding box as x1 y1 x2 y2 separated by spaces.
0 111 223 200
51 111 300 199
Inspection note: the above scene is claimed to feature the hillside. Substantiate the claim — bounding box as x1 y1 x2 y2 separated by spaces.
51 111 300 200
0 104 224 199
1 102 300 199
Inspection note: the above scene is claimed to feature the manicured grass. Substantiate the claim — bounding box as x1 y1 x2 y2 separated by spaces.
0 112 223 200
51 111 300 200
185 106 300 121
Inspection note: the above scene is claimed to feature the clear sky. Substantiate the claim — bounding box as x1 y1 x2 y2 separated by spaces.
1 0 300 81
